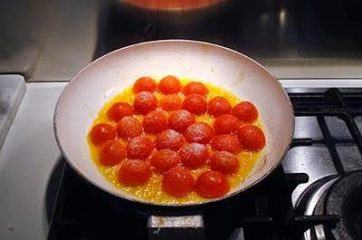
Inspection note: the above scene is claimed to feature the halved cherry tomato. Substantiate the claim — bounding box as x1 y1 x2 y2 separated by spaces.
168 110 195 133
159 75 182 94
183 81 208 96
89 123 116 146
184 122 214 144
150 149 181 173
118 160 152 186
117 116 143 139
126 136 155 159
237 124 266 151
160 94 182 111
231 101 258 122
134 91 158 115
209 151 240 174
195 170 230 198
179 143 209 169
182 94 207 115
162 167 195 197
133 76 157 93
107 102 134 122
99 140 126 166
155 129 186 151
213 114 240 134
143 110 168 134
210 134 242 154
208 97 231 117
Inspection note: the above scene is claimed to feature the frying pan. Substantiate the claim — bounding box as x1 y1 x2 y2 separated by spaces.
54 39 294 238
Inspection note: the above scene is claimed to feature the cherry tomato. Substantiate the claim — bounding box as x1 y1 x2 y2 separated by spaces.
182 94 207 115
150 149 181 173
231 101 258 122
155 129 186 151
89 123 116 146
195 170 230 198
143 110 168 134
237 124 266 151
210 134 242 154
213 114 240 134
159 94 182 111
183 81 208 96
133 76 157 93
179 143 209 169
107 102 134 122
184 122 214 144
208 96 231 117
168 110 195 133
118 160 152 186
126 136 155 159
134 91 158 115
159 75 182 94
162 167 195 197
117 116 143 139
99 140 126 166
209 151 240 174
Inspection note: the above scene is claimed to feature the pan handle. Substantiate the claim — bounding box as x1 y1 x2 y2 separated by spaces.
147 215 205 240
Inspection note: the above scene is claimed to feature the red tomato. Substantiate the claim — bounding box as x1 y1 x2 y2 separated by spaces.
179 143 209 169
134 91 158 115
168 110 195 133
184 122 214 144
162 167 195 197
159 94 182 111
213 114 240 134
143 110 168 134
208 97 232 117
159 75 182 94
99 140 126 166
183 81 208 96
237 124 266 151
150 149 181 173
155 129 186 151
182 94 207 115
133 76 157 93
195 170 230 198
126 136 155 159
107 102 134 122
118 160 152 186
89 123 116 146
231 101 258 122
117 116 143 139
209 151 240 174
210 134 242 154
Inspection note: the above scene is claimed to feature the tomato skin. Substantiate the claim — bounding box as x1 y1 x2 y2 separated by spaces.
90 123 116 146
126 136 155 159
184 122 214 144
237 124 266 151
133 76 157 93
208 97 232 117
231 101 258 122
195 170 230 198
150 149 181 173
162 167 195 197
183 81 208 96
134 91 158 115
159 75 182 94
210 134 242 154
107 102 134 122
160 94 183 111
118 160 152 186
168 110 195 133
99 140 126 166
155 129 186 151
213 114 240 134
143 110 168 134
179 143 209 169
209 151 240 174
117 116 143 139
182 94 207 115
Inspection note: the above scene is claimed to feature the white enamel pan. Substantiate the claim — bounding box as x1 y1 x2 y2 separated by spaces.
54 40 294 208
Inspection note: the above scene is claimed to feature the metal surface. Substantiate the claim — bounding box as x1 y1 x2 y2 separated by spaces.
148 216 204 228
